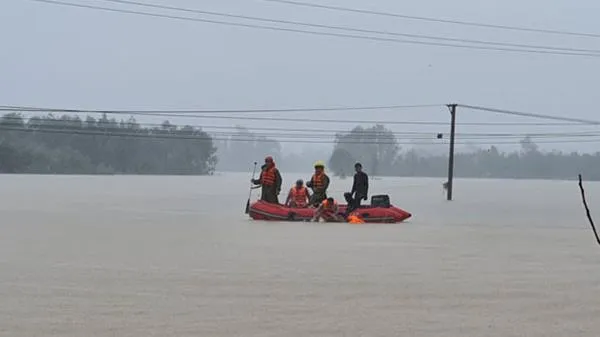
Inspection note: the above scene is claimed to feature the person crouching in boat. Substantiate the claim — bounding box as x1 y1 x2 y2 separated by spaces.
306 160 330 206
311 197 343 222
251 155 282 204
285 179 311 208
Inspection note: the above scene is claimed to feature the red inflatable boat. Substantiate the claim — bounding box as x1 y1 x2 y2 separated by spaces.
248 194 412 223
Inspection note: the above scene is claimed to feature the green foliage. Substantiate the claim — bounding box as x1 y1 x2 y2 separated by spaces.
395 142 600 180
331 125 400 176
328 147 355 177
0 142 32 173
0 113 217 175
331 124 600 180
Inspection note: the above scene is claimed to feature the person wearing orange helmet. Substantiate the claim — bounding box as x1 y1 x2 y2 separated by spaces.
251 155 282 204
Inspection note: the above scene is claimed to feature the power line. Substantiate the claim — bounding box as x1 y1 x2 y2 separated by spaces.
87 126 600 135
459 104 600 125
0 125 439 144
26 129 600 141
9 125 600 140
0 103 441 114
1 105 591 126
3 114 600 138
4 117 600 140
95 0 600 55
26 0 600 58
87 129 600 138
262 0 600 39
3 125 600 145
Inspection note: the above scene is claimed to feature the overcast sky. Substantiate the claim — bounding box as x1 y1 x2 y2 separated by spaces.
2 0 600 153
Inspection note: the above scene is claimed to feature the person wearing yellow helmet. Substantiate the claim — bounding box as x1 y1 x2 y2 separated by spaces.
313 160 325 168
306 160 330 206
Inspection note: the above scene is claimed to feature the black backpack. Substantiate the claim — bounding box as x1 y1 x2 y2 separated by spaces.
370 195 390 208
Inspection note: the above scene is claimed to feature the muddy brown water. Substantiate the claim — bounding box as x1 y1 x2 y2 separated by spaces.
1 174 599 336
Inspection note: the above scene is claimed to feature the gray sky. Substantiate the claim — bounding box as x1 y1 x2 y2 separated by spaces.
2 0 600 153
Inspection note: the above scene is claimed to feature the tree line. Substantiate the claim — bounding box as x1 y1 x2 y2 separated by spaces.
0 113 217 174
328 125 600 181
1 113 599 181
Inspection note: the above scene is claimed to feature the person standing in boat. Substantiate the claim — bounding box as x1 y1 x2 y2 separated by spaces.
344 162 369 215
306 160 330 206
251 156 282 204
285 179 311 208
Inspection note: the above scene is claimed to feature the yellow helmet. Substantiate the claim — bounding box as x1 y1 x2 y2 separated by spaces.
314 160 325 168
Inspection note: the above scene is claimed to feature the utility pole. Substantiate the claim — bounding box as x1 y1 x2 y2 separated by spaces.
446 104 457 201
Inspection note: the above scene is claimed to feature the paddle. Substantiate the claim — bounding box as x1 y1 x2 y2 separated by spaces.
245 161 258 214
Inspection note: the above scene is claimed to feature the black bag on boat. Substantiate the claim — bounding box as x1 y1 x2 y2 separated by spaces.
370 195 390 208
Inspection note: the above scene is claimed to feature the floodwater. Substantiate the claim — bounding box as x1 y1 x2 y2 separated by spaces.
1 173 599 336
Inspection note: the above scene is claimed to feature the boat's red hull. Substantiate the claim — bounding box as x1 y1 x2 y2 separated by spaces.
249 200 412 223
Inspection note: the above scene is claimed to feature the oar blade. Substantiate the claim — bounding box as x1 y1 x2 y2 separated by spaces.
245 198 250 214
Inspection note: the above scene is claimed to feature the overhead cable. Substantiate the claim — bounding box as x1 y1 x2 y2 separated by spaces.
25 0 600 58
97 0 600 55
2 115 600 139
0 105 589 126
2 125 600 145
0 103 441 114
262 0 600 39
459 104 600 125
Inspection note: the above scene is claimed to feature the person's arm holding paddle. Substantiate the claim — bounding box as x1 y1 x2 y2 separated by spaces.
251 164 266 185
245 162 258 214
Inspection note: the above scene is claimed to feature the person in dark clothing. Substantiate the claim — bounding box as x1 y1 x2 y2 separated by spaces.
251 156 282 204
344 162 368 215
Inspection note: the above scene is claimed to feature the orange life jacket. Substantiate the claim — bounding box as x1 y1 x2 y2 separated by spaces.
321 199 337 216
312 172 326 190
261 165 277 186
322 199 337 209
347 214 364 224
290 186 309 207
